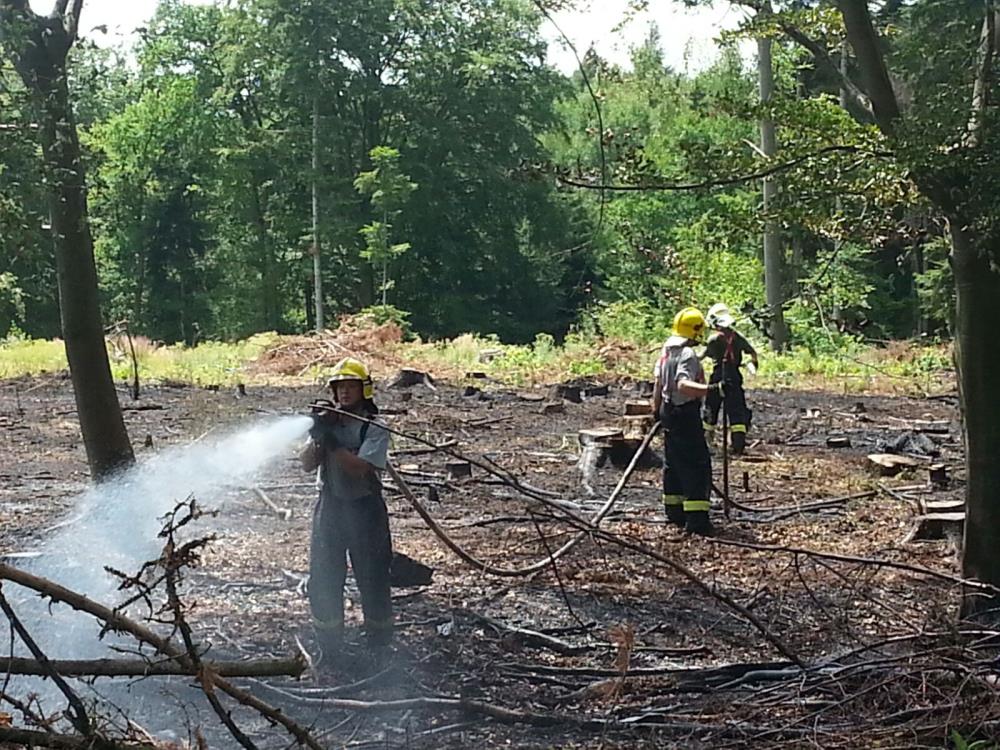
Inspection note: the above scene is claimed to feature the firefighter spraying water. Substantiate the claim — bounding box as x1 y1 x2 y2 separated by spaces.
300 357 394 665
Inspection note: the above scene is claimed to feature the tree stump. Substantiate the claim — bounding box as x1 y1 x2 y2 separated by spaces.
584 383 610 398
826 436 852 448
624 400 651 416
391 368 435 389
578 427 623 447
928 464 950 489
867 453 923 476
446 461 472 480
620 415 653 441
554 384 582 403
920 499 965 515
904 512 964 542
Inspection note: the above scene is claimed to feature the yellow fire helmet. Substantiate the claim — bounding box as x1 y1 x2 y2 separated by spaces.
327 357 374 399
672 307 707 341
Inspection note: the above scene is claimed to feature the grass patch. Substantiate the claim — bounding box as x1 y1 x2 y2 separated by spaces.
0 333 278 385
0 338 67 378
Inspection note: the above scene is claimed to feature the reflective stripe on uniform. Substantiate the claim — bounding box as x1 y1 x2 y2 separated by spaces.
730 423 747 433
683 499 710 512
662 494 684 507
703 421 715 431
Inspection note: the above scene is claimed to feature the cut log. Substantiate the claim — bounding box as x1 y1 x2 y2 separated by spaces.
905 512 965 542
518 392 546 403
583 384 610 398
578 427 623 447
445 461 472 480
867 453 923 476
608 438 658 469
540 402 565 416
554 384 582 403
465 371 488 379
624 400 652 416
826 436 852 448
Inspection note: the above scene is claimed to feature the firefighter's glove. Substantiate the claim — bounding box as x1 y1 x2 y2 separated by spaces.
308 400 340 449
710 382 726 398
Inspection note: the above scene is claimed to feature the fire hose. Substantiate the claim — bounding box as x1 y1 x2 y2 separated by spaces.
308 403 660 578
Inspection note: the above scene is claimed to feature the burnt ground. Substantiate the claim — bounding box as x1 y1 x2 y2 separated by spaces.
0 369 994 749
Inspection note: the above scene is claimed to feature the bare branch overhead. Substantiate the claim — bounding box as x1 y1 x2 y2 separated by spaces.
836 0 901 136
778 21 874 122
966 0 996 148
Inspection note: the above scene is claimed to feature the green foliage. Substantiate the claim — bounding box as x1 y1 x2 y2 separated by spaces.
354 146 417 304
951 729 998 750
916 237 955 335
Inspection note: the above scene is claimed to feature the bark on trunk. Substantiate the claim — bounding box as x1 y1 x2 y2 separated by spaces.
3 7 134 480
758 34 789 352
312 87 324 331
953 223 1000 617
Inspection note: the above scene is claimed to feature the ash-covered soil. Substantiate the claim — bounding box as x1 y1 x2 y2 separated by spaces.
1 369 985 749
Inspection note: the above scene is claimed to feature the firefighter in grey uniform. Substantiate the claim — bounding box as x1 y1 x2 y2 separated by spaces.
653 307 722 536
301 357 393 660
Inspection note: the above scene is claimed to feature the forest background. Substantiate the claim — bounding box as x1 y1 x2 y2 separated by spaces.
0 0 958 374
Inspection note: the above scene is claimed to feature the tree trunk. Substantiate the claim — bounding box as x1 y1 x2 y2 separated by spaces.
953 223 1000 617
312 87 324 331
758 34 789 352
2 5 134 480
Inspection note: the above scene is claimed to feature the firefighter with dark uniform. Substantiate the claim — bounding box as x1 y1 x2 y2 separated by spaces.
300 357 393 662
653 307 722 536
702 303 758 456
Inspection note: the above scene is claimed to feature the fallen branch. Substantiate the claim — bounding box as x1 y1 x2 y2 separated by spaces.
0 655 306 678
0 563 323 750
706 538 995 591
460 610 590 656
0 586 92 739
0 726 158 750
388 420 660 579
391 439 459 456
252 486 292 521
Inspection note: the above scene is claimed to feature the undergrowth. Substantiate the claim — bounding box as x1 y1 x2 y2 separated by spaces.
0 327 952 395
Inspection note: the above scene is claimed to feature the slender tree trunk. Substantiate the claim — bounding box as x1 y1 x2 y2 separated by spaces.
312 88 324 331
953 223 1000 617
758 34 789 352
2 6 135 479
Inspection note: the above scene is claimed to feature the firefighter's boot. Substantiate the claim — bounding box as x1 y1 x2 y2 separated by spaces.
313 620 345 670
731 429 747 456
663 495 685 527
683 499 713 536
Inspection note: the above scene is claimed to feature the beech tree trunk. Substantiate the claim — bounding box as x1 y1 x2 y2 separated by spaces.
952 223 1000 616
1 1 134 480
757 33 789 352
312 86 324 331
